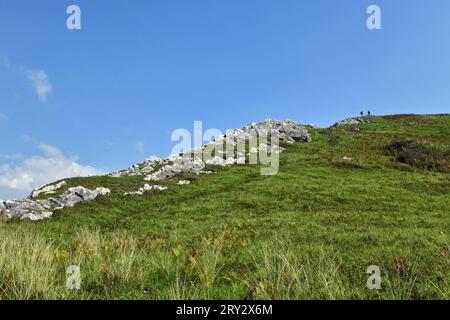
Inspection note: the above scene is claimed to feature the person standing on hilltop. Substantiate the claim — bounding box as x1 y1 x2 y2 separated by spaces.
360 111 364 117
367 110 371 116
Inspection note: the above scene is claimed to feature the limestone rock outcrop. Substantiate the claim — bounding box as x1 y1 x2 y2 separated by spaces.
1 118 312 220
0 186 110 221
331 117 373 127
30 181 67 198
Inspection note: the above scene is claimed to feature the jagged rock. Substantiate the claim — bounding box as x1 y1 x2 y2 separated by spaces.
30 180 67 198
1 118 311 221
144 160 206 181
124 184 167 196
69 186 110 202
141 119 309 181
112 119 311 180
258 143 284 154
21 211 53 221
215 118 311 144
205 156 228 166
1 186 110 220
110 155 165 177
331 117 373 127
2 199 41 218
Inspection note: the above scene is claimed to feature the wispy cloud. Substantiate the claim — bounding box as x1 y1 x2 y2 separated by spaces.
0 143 103 200
0 56 52 103
21 134 40 144
21 66 53 103
135 141 145 154
0 153 24 161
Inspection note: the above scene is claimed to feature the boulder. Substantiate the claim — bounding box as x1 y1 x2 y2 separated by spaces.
205 156 227 166
1 186 111 220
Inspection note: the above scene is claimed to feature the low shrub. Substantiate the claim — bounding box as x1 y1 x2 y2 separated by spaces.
386 139 449 172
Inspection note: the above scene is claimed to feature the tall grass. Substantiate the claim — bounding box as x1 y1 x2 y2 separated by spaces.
70 229 140 297
0 226 62 299
0 225 447 299
244 241 348 299
0 226 142 299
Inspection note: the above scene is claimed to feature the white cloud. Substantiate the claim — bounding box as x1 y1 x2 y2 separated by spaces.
39 144 62 157
135 141 145 154
0 144 103 200
22 67 53 103
0 153 24 161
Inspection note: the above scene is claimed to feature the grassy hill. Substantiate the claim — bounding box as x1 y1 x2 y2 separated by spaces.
1 114 449 300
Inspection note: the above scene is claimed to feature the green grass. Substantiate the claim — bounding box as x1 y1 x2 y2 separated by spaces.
1 114 449 300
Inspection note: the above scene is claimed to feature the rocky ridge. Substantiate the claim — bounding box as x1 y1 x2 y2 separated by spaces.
331 117 373 127
1 186 110 221
1 118 312 221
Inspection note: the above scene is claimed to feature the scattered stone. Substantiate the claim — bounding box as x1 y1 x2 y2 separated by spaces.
342 156 352 161
124 184 168 196
178 180 191 185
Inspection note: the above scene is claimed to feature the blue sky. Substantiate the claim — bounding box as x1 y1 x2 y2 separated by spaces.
1 0 449 199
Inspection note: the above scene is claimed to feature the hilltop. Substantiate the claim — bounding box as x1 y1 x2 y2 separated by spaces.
0 114 449 300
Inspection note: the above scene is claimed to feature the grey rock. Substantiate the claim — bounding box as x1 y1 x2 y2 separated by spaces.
331 117 373 128
1 118 311 221
144 159 206 181
30 180 67 198
115 119 311 180
222 118 311 143
205 156 229 166
110 155 165 177
21 211 53 221
124 184 167 196
1 186 110 220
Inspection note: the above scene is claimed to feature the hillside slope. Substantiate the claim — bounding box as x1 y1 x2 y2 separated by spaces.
1 114 449 299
